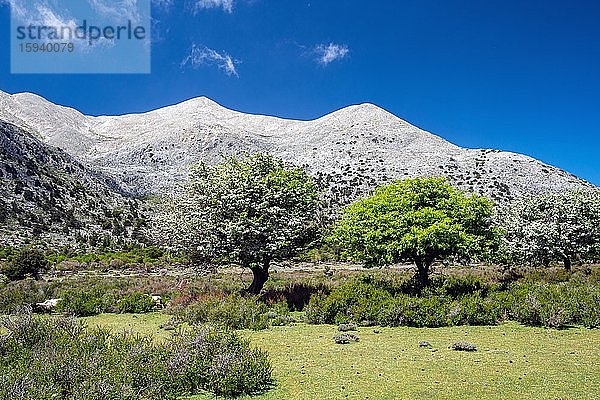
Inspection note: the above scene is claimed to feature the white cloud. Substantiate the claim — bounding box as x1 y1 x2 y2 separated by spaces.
87 0 141 23
7 1 114 49
181 44 239 77
314 43 350 66
193 0 234 13
152 0 174 8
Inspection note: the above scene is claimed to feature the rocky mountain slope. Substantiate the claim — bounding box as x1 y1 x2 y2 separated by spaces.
0 120 145 247
0 90 594 213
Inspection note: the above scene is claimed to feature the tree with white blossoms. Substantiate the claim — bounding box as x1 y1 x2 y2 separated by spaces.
498 189 600 270
152 153 322 294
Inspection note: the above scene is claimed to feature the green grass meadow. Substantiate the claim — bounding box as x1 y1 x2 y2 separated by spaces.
83 313 600 400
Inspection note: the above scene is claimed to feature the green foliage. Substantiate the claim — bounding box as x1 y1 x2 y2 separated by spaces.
0 275 178 315
56 290 113 316
2 247 48 281
329 177 499 288
153 153 323 293
305 279 393 325
438 274 488 298
172 324 273 397
504 281 600 328
0 311 272 399
117 292 156 314
178 293 271 330
0 279 55 312
306 274 600 329
380 294 452 327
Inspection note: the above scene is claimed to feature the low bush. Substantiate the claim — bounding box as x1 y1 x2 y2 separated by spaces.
305 280 393 325
2 247 48 281
437 275 488 298
379 294 451 327
333 332 359 344
172 325 273 397
451 341 477 351
447 293 501 326
0 279 55 313
506 281 600 328
306 274 600 329
176 293 271 330
56 290 113 317
117 292 156 314
338 322 358 332
0 310 272 399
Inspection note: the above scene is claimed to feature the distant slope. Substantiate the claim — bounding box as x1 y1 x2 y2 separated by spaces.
0 90 593 210
0 121 145 247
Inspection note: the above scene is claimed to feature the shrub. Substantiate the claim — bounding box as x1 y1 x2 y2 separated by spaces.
507 283 572 328
306 273 600 329
265 301 295 326
170 324 272 397
334 333 359 344
0 279 55 313
178 293 271 330
2 248 48 281
117 292 155 314
439 275 487 298
0 311 272 399
304 292 328 324
56 290 111 317
451 341 477 351
338 322 358 332
309 280 393 324
380 295 452 327
570 282 600 328
447 293 500 326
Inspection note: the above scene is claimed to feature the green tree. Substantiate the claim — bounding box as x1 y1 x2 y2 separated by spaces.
498 189 600 270
2 247 48 281
329 178 499 289
153 153 322 294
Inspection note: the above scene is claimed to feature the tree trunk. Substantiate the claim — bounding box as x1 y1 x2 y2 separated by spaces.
562 255 572 272
246 262 270 295
414 257 431 291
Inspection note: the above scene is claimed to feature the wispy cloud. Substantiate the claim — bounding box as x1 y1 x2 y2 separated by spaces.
152 0 174 8
192 0 234 14
181 44 240 77
87 0 142 23
314 43 350 66
7 0 115 48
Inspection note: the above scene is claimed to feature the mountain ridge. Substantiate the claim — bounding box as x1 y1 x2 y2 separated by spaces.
0 120 145 247
0 89 594 212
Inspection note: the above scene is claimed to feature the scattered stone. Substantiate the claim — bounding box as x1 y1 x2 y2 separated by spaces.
451 341 477 352
334 333 360 344
418 341 431 348
373 329 381 334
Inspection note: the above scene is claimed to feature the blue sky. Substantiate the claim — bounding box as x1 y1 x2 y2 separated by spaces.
0 0 599 184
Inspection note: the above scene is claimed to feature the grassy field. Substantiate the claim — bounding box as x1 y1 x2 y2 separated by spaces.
83 313 600 400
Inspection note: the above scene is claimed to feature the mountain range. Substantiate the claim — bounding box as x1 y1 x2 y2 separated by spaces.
0 90 594 246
